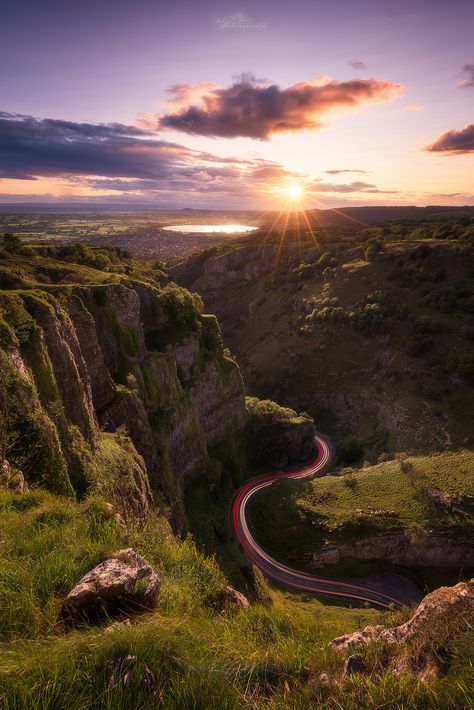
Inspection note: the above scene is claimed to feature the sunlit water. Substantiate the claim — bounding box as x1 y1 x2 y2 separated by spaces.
163 224 258 234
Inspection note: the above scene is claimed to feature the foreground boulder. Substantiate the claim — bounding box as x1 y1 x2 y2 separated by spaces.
60 548 160 625
331 578 474 680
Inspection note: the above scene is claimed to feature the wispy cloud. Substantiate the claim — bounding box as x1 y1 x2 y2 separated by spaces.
404 103 423 111
423 123 474 154
349 60 367 71
325 168 368 175
458 64 474 88
156 74 402 139
309 179 396 194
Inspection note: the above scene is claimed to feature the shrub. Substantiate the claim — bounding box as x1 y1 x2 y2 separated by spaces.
2 233 22 254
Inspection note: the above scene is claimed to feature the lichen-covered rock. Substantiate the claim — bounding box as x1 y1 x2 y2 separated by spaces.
170 334 200 382
190 360 246 448
1 276 247 516
60 548 160 624
25 296 97 441
331 578 474 680
67 294 115 411
0 460 27 493
331 625 383 651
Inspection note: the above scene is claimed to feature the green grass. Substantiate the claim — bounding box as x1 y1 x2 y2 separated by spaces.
247 450 474 569
0 489 472 709
300 450 474 531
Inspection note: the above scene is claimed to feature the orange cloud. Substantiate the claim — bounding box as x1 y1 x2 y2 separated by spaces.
424 123 474 154
156 74 403 139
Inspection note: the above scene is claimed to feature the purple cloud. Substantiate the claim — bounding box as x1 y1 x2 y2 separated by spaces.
424 123 474 154
458 64 474 88
158 75 402 139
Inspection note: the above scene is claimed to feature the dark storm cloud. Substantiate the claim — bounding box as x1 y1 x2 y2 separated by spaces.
0 112 202 180
0 112 333 207
424 123 474 154
458 64 474 88
158 76 402 139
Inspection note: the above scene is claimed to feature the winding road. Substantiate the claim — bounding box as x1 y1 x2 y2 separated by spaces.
232 433 407 610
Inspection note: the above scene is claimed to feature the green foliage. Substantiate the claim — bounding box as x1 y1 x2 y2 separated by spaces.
106 308 140 357
364 238 384 261
158 282 203 330
2 233 23 254
6 488 471 710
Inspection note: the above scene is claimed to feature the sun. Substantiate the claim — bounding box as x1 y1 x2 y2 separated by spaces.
285 182 304 200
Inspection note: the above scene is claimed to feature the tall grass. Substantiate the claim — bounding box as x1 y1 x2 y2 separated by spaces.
0 487 472 709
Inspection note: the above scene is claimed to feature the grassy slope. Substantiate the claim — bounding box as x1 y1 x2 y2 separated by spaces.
0 486 473 709
248 450 474 570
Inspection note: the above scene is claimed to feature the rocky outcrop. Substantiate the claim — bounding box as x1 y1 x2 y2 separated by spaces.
331 578 474 680
1 280 247 514
60 548 160 624
26 297 97 442
0 460 27 493
245 397 315 468
66 295 115 411
170 244 321 293
327 532 474 567
191 360 246 448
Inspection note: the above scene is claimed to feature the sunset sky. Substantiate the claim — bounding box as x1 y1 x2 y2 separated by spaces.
1 0 473 208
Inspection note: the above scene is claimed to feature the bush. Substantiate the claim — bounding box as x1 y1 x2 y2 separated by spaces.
2 233 23 254
364 238 384 261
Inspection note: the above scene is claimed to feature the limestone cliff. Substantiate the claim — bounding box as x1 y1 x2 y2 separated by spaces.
0 279 246 523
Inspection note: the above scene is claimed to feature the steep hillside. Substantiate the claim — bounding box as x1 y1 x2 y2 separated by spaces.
171 217 474 461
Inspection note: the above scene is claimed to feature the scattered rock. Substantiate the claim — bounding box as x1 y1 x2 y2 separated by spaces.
425 487 451 507
60 548 160 625
209 585 250 613
0 460 27 494
343 654 366 676
331 625 383 651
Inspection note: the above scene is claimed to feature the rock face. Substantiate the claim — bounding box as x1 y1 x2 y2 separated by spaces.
329 532 474 568
0 281 247 518
60 549 160 624
244 397 315 468
170 243 318 293
331 578 474 680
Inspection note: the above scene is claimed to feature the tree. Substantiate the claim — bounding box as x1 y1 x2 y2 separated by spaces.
3 233 22 254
